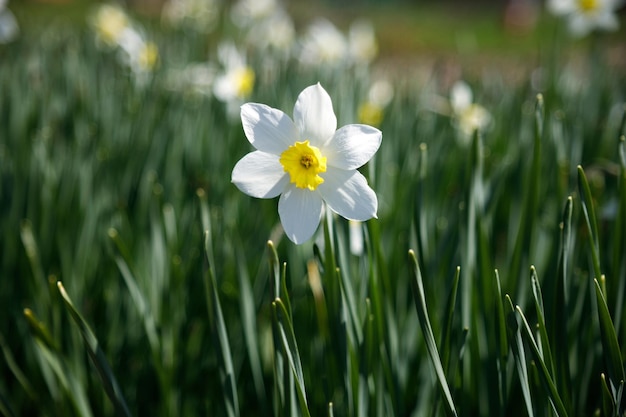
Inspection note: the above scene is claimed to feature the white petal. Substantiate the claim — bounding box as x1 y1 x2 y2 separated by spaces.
241 103 298 154
278 186 324 244
318 167 377 221
450 80 472 113
547 0 575 14
568 15 593 37
293 83 337 147
232 151 288 198
324 124 381 170
593 12 619 31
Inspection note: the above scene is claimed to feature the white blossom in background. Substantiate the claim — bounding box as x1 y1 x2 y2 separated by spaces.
161 0 220 33
232 83 381 244
450 80 492 142
213 41 255 116
348 20 378 65
89 4 159 84
90 4 131 47
358 78 394 127
231 0 279 28
0 0 18 44
547 0 620 37
244 9 295 54
117 26 159 78
298 19 348 67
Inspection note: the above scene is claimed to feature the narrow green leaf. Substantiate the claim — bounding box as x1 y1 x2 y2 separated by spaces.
601 374 615 417
505 295 535 417
112 255 159 353
56 282 131 417
594 279 626 396
516 305 569 417
272 298 311 417
553 196 573 412
577 165 602 282
494 270 508 360
440 266 460 372
529 267 556 382
235 249 266 408
408 250 458 417
203 232 240 417
267 240 281 301
338 266 363 345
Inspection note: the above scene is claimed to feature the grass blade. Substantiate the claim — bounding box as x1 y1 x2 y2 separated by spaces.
272 298 311 417
516 304 568 417
408 250 458 417
505 295 535 417
577 165 602 282
203 231 240 417
56 282 131 417
594 278 626 399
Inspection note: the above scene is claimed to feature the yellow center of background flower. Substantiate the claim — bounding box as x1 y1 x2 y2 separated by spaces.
95 7 129 45
139 42 159 71
279 140 327 190
236 67 255 98
358 102 384 127
579 0 598 11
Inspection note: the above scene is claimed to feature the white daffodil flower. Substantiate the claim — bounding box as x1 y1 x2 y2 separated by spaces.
548 0 620 37
245 9 295 54
90 4 131 47
214 41 255 115
298 19 348 67
450 80 491 142
232 83 382 244
348 20 378 64
117 27 159 76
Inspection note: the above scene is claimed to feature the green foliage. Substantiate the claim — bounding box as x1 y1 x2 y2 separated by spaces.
1 4 626 417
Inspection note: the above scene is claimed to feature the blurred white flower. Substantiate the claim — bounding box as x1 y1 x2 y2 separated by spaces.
358 79 394 127
231 0 279 28
90 4 131 47
245 9 295 54
89 5 159 83
117 27 159 75
299 19 348 67
214 41 255 114
348 20 378 64
0 0 18 44
161 0 220 33
548 0 620 37
232 83 381 244
450 80 492 141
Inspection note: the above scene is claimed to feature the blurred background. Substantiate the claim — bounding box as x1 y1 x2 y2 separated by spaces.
7 0 625 71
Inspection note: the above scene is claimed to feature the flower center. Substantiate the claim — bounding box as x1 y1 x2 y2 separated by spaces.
279 140 327 190
358 102 383 127
139 42 159 71
579 0 598 12
236 67 255 98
